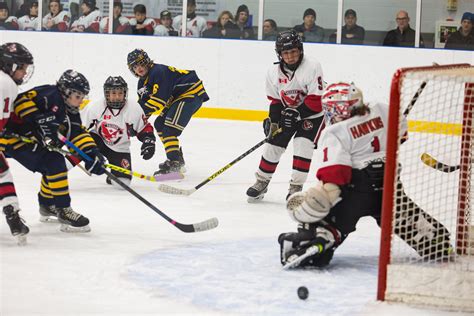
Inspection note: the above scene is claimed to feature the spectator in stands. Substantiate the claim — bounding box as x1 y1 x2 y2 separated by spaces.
18 1 38 31
445 12 474 50
42 0 70 32
154 10 178 37
0 2 19 30
383 10 424 47
202 10 239 39
234 4 254 40
100 1 131 34
129 4 156 36
329 9 365 44
70 0 101 33
293 8 324 43
15 0 33 18
263 19 278 41
173 0 207 37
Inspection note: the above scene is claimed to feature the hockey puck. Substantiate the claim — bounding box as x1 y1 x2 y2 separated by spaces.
297 286 309 300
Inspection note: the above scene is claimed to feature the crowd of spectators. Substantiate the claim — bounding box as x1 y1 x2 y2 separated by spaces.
1 1 472 50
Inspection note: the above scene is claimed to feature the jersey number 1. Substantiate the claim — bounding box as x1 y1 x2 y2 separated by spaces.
3 98 10 113
371 136 380 152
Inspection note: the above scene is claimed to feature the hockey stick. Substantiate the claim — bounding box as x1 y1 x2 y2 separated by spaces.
158 128 283 196
57 134 218 233
420 153 460 173
403 81 427 117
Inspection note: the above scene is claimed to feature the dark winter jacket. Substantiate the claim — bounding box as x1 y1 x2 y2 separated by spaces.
383 25 424 47
444 29 474 50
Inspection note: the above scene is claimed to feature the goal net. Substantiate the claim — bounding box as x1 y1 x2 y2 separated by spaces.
378 64 474 312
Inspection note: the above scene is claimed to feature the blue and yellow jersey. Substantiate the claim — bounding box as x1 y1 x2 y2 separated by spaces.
137 63 209 117
0 85 96 152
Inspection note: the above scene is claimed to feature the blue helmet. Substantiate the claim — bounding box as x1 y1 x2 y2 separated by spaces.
57 69 90 113
127 48 152 77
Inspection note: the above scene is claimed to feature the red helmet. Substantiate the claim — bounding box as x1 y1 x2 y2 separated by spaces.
322 82 363 125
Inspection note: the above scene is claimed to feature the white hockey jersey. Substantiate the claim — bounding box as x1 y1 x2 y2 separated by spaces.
18 15 38 31
315 103 408 185
81 98 152 153
99 16 130 33
129 17 156 33
70 10 101 32
172 15 207 37
42 11 70 31
154 24 175 36
0 71 18 131
266 56 325 113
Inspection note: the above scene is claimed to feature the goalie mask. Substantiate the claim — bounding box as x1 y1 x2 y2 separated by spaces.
127 48 153 78
57 69 90 114
275 30 303 71
0 42 34 85
322 82 363 125
103 76 128 109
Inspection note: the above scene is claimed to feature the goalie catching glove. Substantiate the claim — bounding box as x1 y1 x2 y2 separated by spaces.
286 182 341 223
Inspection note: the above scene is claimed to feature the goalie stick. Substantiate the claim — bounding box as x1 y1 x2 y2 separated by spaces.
158 128 283 196
420 153 460 173
57 134 219 233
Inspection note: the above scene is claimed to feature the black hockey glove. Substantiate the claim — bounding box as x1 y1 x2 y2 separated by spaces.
84 148 106 175
280 108 301 132
141 137 155 160
262 117 279 138
34 112 59 142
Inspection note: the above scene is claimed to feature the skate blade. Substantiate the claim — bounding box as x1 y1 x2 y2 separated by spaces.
60 224 91 233
153 172 185 181
16 234 27 246
40 215 59 223
247 195 265 203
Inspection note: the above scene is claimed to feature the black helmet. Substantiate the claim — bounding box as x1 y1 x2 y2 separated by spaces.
57 69 90 113
0 42 34 84
82 0 96 9
103 76 128 109
275 30 304 70
127 48 152 78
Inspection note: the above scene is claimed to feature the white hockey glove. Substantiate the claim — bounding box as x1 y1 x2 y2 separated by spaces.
286 182 341 224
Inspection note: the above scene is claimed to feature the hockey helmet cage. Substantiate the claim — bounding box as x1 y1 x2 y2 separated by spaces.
0 42 34 85
322 82 364 125
103 76 128 109
57 69 90 113
127 48 152 77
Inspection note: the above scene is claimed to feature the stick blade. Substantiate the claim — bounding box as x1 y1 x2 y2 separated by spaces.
158 184 196 196
176 217 219 233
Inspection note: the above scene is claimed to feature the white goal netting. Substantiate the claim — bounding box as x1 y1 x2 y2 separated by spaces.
379 65 474 312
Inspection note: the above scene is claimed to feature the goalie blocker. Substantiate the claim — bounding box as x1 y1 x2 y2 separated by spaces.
280 82 451 269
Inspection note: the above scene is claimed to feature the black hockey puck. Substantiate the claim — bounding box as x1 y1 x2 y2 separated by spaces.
297 286 308 300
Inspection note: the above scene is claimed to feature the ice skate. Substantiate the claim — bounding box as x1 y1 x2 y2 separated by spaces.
154 148 186 175
3 205 29 246
39 204 58 223
246 173 270 203
286 184 303 201
56 207 91 233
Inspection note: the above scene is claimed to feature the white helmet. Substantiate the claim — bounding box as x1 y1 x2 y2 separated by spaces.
322 82 363 125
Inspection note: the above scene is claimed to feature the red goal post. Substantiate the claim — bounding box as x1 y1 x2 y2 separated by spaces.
378 63 474 312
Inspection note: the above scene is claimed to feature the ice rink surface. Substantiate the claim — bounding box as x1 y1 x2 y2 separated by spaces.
0 119 470 315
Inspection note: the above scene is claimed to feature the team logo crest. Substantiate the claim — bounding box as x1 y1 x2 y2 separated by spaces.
137 86 148 98
280 89 306 108
99 121 123 145
302 120 313 131
121 158 130 169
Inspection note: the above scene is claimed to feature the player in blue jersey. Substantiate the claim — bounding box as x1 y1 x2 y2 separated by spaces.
0 70 105 233
127 48 209 175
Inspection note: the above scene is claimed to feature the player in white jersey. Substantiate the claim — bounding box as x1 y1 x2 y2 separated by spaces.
246 30 325 202
279 82 451 268
81 76 156 186
70 0 101 33
129 4 156 36
0 2 19 30
99 1 130 34
18 1 38 31
0 43 34 244
42 0 70 32
172 0 207 37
